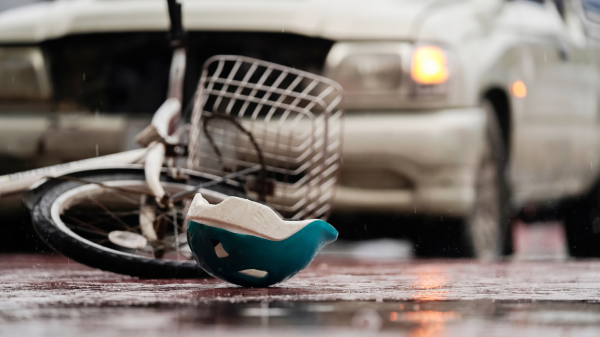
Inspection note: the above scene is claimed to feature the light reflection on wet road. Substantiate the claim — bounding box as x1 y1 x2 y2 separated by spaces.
2 253 600 336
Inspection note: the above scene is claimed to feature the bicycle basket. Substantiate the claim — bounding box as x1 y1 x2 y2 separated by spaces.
187 55 344 220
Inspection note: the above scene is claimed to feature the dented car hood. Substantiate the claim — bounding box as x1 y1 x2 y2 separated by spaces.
0 0 457 43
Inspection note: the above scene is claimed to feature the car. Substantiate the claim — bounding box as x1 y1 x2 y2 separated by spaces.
2 0 600 259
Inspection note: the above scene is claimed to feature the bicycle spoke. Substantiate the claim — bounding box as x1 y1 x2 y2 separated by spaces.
126 224 142 233
66 210 141 227
156 212 185 233
111 191 142 206
66 224 108 237
94 238 109 245
87 194 132 230
173 208 180 261
63 214 108 234
50 176 152 197
89 212 140 226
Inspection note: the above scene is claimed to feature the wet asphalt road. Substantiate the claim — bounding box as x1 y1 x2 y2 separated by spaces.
3 249 600 337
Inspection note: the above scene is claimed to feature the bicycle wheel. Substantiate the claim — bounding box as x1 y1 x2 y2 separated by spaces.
30 168 247 278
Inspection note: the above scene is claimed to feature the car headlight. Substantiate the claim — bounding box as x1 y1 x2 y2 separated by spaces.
411 46 449 85
0 47 52 101
331 53 402 92
325 42 454 109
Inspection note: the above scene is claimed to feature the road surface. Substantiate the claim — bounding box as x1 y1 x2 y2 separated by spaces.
2 252 600 336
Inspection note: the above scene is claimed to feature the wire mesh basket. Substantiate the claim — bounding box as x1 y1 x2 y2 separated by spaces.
187 55 344 220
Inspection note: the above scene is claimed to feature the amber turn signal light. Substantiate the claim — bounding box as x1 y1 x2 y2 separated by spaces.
511 80 527 98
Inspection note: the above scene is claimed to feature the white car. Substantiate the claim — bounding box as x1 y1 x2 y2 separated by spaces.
1 0 600 258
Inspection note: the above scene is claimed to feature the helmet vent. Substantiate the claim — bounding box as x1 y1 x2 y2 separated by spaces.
238 269 268 278
213 241 229 258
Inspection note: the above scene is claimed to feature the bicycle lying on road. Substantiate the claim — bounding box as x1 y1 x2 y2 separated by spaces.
0 0 344 278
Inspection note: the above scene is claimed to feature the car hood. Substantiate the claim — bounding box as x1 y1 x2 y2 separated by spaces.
0 0 460 43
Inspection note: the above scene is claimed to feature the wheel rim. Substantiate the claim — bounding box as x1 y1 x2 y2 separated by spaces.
468 133 501 259
50 180 229 261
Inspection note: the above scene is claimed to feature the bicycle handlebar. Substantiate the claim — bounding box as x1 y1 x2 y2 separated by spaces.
167 0 185 47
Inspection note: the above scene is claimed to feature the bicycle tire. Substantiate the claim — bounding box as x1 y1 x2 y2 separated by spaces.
30 168 247 278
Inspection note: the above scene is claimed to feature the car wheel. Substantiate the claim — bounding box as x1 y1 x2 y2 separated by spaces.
564 182 600 257
413 101 512 259
462 100 512 259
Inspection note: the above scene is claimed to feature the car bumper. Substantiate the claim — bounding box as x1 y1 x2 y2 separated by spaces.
333 107 486 217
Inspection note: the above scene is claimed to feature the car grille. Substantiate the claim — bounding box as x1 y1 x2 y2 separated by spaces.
40 32 334 114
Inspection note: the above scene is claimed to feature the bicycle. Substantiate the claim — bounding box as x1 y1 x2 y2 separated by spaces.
0 0 344 278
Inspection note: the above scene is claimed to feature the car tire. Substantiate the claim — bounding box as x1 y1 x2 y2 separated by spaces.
564 182 600 257
413 100 512 259
463 100 512 259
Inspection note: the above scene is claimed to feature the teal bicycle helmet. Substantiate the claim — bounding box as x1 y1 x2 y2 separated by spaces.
186 194 338 287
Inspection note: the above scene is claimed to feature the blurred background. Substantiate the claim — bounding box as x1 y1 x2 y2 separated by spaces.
0 0 596 261
6 2 600 336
